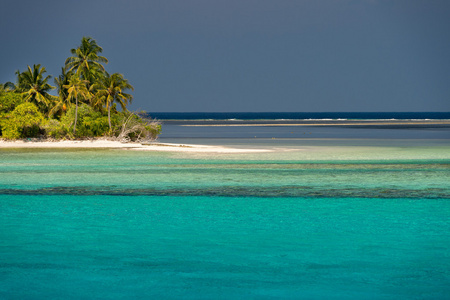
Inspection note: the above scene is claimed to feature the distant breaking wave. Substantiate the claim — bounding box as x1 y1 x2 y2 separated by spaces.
144 112 450 121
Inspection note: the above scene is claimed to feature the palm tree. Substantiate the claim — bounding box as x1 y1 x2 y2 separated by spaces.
0 82 15 95
64 75 91 134
4 82 15 90
94 72 134 131
55 68 72 101
50 68 72 118
16 64 56 113
65 37 108 86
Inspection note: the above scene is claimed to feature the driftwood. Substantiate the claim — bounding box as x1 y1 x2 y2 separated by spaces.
116 112 161 142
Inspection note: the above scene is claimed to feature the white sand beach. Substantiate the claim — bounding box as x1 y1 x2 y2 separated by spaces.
0 139 271 153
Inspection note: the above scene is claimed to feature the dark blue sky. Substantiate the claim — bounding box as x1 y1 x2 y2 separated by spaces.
1 0 449 112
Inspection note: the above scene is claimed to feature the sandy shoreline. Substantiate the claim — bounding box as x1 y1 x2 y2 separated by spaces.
1 120 448 153
0 139 270 153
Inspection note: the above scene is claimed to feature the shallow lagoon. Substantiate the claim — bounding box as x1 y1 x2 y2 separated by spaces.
1 127 450 299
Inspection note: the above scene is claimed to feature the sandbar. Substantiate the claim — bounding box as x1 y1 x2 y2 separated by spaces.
0 139 271 153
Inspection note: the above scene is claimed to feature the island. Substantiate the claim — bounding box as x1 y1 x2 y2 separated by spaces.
0 37 161 142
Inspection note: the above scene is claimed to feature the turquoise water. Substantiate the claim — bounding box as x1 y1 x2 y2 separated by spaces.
1 143 450 299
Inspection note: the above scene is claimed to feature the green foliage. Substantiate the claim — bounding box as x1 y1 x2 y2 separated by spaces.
54 68 72 101
0 91 24 114
42 119 70 139
16 64 56 114
61 103 112 138
65 36 108 88
64 75 92 134
78 114 111 137
0 114 20 139
0 103 44 139
1 36 160 141
50 68 73 119
94 72 133 110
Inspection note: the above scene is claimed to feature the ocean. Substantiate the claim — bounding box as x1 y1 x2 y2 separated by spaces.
153 112 450 144
145 112 450 121
1 113 449 299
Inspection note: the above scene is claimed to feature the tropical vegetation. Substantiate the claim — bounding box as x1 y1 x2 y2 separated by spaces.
0 37 160 141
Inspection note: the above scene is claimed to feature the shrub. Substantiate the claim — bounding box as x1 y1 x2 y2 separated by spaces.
42 119 70 139
0 102 44 139
61 103 113 138
0 92 24 114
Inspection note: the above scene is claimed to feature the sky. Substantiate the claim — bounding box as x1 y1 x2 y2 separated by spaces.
1 0 449 112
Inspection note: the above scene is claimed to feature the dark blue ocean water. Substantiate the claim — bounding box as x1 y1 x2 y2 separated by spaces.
158 124 450 142
146 112 450 120
147 112 450 142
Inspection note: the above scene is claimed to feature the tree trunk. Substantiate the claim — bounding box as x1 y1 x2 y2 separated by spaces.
74 96 78 134
108 105 112 134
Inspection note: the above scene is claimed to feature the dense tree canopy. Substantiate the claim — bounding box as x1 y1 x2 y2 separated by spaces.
65 37 108 85
64 76 91 134
15 64 55 114
94 72 134 131
0 37 160 141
